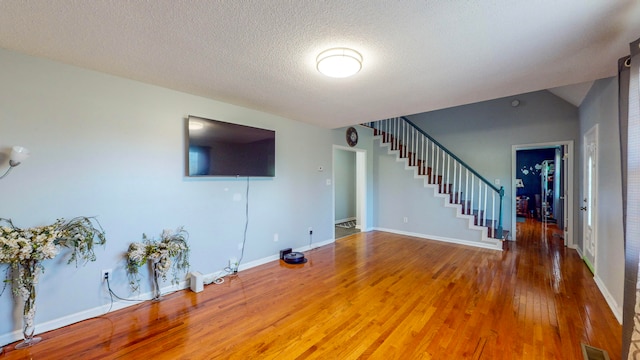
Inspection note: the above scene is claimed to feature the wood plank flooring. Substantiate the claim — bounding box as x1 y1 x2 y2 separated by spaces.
1 220 621 359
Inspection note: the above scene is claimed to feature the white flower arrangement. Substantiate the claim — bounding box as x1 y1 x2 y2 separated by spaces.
0 216 106 343
125 227 189 293
0 222 61 264
0 217 106 293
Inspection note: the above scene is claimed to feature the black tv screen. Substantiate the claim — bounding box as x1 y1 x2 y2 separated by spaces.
186 115 275 177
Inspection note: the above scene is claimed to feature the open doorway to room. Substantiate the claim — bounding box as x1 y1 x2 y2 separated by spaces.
512 141 574 246
333 146 366 239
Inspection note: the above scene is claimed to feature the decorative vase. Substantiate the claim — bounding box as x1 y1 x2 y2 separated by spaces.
15 260 42 349
151 260 162 301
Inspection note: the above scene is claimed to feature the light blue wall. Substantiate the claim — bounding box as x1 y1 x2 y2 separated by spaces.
407 90 580 238
0 48 338 340
578 77 624 319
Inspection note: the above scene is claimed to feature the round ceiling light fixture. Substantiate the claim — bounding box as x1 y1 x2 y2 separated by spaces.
316 48 363 78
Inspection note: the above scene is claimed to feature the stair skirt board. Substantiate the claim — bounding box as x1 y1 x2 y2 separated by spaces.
409 164 500 240
375 136 503 242
374 228 503 251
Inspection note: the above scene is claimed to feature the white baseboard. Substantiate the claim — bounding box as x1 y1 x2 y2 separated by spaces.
593 274 623 324
373 227 502 251
574 246 583 258
0 237 335 348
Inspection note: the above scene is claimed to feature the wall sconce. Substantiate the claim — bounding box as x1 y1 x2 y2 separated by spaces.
515 179 524 188
0 146 30 180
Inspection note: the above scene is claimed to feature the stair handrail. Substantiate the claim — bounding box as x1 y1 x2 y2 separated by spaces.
401 117 501 193
367 116 505 239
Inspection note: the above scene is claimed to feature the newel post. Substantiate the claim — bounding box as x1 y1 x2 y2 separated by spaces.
497 186 504 239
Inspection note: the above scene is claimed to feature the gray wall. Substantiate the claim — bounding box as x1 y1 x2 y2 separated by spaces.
0 48 339 341
578 77 624 320
407 90 580 240
334 149 356 222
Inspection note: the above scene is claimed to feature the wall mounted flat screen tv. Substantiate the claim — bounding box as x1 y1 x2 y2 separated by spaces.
186 115 275 177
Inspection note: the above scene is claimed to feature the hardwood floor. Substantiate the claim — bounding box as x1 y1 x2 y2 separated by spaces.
1 222 621 359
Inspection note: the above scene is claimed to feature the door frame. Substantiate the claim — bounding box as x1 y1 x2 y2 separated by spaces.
333 145 367 234
511 141 574 246
582 124 599 273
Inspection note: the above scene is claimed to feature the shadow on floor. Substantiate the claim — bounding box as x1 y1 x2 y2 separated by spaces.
335 226 360 239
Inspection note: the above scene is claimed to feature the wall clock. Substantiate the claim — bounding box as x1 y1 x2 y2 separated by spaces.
346 127 358 147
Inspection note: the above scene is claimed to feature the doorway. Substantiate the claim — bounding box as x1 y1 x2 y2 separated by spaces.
333 146 366 239
512 141 574 246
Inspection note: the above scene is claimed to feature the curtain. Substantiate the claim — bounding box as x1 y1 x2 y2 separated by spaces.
624 37 640 360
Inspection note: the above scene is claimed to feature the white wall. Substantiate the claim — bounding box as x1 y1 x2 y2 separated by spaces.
0 49 338 342
578 77 625 321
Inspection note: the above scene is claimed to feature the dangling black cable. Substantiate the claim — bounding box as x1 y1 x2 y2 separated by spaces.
237 177 250 268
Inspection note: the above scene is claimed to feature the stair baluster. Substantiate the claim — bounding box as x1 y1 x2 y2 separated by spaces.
363 117 505 240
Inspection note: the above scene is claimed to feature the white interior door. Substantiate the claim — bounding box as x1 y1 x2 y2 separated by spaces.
582 124 598 273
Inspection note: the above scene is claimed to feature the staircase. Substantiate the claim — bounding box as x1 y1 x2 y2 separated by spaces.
363 117 506 246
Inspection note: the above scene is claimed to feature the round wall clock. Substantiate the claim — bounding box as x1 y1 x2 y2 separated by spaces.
346 127 358 147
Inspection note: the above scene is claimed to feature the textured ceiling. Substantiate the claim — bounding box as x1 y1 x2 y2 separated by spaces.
1 1 639 129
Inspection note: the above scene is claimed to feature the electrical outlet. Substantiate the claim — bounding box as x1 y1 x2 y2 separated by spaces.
229 257 239 273
308 227 313 235
101 269 112 282
403 217 408 223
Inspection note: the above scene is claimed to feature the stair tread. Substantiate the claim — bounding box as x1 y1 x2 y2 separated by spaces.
370 122 504 241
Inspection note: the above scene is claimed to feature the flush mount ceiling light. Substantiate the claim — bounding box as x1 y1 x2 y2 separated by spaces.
316 48 363 78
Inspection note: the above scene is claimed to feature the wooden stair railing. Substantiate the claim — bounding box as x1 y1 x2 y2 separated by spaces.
363 117 505 240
